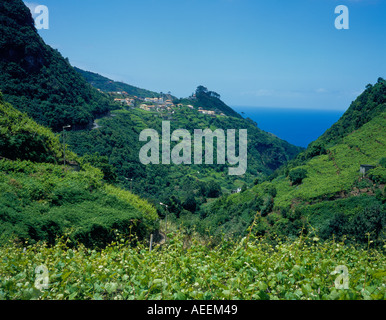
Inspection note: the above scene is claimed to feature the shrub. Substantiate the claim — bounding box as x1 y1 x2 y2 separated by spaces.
368 167 386 184
289 168 308 185
379 157 386 168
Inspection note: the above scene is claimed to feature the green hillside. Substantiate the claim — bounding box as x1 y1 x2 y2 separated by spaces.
0 95 158 247
311 77 386 148
0 0 303 221
201 80 386 244
0 92 69 163
177 85 243 119
0 0 385 302
0 0 114 131
74 67 161 99
65 101 303 216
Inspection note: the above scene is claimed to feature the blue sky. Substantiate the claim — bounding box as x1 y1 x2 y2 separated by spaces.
25 0 386 110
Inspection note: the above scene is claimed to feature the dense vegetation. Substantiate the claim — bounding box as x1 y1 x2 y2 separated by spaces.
66 104 302 217
74 67 161 99
0 231 384 300
0 92 68 163
0 159 158 248
201 81 386 244
0 0 114 131
311 77 386 149
176 85 243 119
0 0 384 302
0 97 158 247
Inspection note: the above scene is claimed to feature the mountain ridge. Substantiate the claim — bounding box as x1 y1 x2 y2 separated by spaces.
74 67 162 99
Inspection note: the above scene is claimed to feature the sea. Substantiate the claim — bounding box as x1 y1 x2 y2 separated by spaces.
232 106 345 148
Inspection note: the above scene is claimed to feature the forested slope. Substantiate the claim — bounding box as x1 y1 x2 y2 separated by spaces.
0 94 158 247
74 67 161 99
202 80 386 244
0 0 114 131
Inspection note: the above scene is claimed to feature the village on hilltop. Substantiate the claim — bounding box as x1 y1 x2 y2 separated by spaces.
110 91 227 117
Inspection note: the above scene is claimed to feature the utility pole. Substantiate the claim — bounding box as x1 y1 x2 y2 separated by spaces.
149 234 153 252
125 177 133 192
62 125 71 166
160 202 169 243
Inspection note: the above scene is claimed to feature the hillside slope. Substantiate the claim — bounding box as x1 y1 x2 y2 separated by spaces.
0 0 114 131
312 77 386 149
0 0 303 231
66 100 303 212
177 85 243 119
74 67 161 99
75 69 241 118
201 79 386 244
0 94 158 247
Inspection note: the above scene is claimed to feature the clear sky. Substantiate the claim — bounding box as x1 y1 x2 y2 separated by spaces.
25 0 386 110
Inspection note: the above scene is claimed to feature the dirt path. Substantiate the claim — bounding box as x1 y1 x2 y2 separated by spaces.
157 231 166 245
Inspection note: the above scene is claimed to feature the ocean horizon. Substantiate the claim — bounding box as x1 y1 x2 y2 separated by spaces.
232 106 345 148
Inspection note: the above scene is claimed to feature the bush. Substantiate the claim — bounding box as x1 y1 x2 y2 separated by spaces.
0 160 158 247
346 204 386 244
306 142 327 159
368 167 386 184
379 157 386 168
320 212 349 240
182 195 197 213
206 180 222 198
289 168 308 185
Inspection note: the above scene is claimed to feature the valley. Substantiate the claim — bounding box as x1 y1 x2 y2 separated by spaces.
0 0 384 302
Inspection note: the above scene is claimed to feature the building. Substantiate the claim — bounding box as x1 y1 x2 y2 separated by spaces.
198 109 215 115
114 98 134 106
231 188 242 194
139 104 150 111
360 164 375 176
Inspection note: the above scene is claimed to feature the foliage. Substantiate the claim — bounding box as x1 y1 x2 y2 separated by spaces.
202 81 386 241
0 94 75 163
260 111 386 210
310 78 386 149
0 0 115 131
379 157 386 168
79 152 117 183
0 159 158 248
368 167 386 184
74 67 161 99
288 168 308 186
65 105 302 214
0 231 384 300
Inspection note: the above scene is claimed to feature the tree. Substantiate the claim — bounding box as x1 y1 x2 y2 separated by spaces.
289 168 307 185
347 204 385 243
379 157 386 168
81 152 117 183
206 180 222 198
307 142 327 159
209 91 221 99
183 195 197 213
320 212 348 240
196 86 208 95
